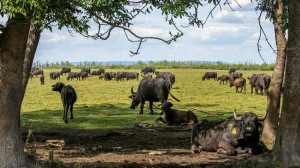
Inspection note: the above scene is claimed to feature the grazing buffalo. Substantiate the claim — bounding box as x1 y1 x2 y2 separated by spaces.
229 77 246 94
126 72 139 81
116 72 127 81
202 72 217 81
141 67 155 74
191 109 267 155
155 102 198 126
129 78 180 115
92 70 102 76
104 72 112 81
31 67 39 73
255 74 271 96
99 69 105 75
99 73 105 79
30 69 44 79
81 68 91 75
50 72 60 80
60 67 71 75
52 82 77 124
67 72 79 81
40 74 45 85
229 68 236 74
142 73 152 79
79 71 88 80
218 75 229 85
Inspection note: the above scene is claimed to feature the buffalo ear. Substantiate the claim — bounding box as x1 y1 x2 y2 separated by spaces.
52 85 55 87
129 95 133 99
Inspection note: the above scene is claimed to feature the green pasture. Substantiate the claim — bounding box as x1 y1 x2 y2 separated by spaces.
21 69 272 130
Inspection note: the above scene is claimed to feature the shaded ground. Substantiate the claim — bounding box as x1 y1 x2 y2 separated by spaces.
23 126 259 168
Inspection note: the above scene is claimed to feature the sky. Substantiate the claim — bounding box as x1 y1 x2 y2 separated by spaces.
1 0 277 64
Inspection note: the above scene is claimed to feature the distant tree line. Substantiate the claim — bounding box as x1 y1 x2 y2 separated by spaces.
33 60 275 71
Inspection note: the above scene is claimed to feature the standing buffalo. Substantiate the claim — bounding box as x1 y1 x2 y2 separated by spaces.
155 101 198 126
31 67 39 73
218 75 229 85
81 68 91 75
30 69 44 79
229 68 236 74
99 73 105 79
104 72 112 81
52 82 77 124
129 78 180 115
67 72 79 81
92 70 102 75
255 74 271 96
155 72 175 88
141 67 155 74
202 72 217 81
126 72 139 81
40 74 45 85
60 67 71 75
229 77 246 94
191 109 267 155
50 72 60 80
233 72 243 78
248 74 258 94
79 71 88 80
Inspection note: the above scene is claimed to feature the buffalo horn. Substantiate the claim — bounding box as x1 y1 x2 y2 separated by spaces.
233 109 243 121
131 86 134 94
257 110 267 121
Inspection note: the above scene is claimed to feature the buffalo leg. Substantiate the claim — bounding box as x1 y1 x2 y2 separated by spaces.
139 101 144 115
64 104 69 123
155 117 166 124
219 81 221 85
70 104 74 119
217 141 235 155
149 101 154 115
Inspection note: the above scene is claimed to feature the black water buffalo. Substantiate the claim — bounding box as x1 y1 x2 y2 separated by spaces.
60 67 71 75
116 72 127 81
110 72 116 78
255 74 271 96
92 70 101 75
50 72 60 80
233 72 243 78
99 69 105 74
229 68 236 74
52 82 77 124
218 75 229 85
142 73 152 79
79 71 88 80
40 74 45 85
202 72 217 81
191 109 267 155
67 72 79 81
229 77 246 94
104 72 112 81
81 68 91 75
31 67 39 73
129 78 180 115
127 72 139 81
163 73 175 88
141 67 155 74
248 74 258 94
155 102 198 126
30 69 44 78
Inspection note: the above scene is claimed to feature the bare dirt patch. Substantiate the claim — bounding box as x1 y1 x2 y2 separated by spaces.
23 126 253 167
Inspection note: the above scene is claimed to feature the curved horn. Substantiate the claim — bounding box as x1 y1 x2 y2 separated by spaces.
257 110 267 121
233 109 243 121
131 86 134 94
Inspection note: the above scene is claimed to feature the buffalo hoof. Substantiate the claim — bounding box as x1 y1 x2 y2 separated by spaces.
64 120 68 124
71 116 74 119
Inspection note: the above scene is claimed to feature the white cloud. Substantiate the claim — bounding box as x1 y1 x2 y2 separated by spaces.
40 33 67 43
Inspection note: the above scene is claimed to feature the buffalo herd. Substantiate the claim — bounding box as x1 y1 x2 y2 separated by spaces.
30 66 271 156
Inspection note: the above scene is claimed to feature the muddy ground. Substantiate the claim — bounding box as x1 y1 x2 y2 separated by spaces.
23 125 262 168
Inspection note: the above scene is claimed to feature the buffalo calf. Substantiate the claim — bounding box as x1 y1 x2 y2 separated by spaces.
52 82 77 123
155 102 198 126
218 75 229 85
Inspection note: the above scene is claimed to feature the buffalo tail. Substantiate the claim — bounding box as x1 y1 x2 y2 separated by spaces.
170 92 180 102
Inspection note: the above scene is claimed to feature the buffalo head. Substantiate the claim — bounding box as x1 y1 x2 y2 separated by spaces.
233 109 267 137
129 86 140 109
52 82 65 93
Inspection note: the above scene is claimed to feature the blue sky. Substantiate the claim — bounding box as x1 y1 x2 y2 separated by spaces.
1 0 277 64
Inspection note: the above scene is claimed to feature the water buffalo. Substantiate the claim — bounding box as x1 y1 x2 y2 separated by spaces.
99 73 105 79
202 72 217 81
81 68 91 75
40 74 45 85
104 72 112 81
255 74 271 96
233 72 243 78
50 72 60 80
229 68 236 74
218 75 229 85
92 70 102 75
127 72 139 81
67 72 79 81
31 67 39 73
60 67 71 75
155 102 198 126
110 72 116 78
141 67 155 74
155 72 175 87
141 73 152 79
248 74 258 94
30 69 44 79
52 82 77 124
191 109 267 155
99 68 105 75
229 77 246 94
79 71 88 80
129 78 180 115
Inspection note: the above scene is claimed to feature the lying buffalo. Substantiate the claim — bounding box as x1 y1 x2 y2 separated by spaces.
191 109 267 155
129 78 180 115
202 72 217 81
218 75 229 85
52 82 77 123
155 102 198 126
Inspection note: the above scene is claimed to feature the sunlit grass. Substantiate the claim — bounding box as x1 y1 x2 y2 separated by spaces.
21 69 271 130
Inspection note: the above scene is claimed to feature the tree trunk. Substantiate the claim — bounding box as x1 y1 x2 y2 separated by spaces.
273 1 300 166
262 0 287 144
22 23 42 100
0 16 32 167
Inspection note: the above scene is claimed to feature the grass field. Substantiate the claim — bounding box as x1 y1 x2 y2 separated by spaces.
21 69 272 130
